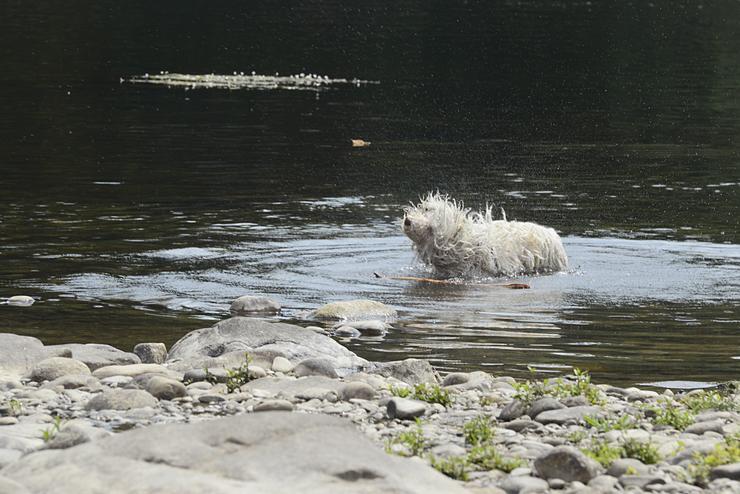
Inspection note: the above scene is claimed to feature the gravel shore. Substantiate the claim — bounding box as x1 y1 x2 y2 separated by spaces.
0 300 738 493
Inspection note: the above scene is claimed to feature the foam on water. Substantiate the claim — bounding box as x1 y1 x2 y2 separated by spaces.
125 72 379 91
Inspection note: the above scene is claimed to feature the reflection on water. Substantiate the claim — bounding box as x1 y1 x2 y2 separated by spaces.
1 1 739 385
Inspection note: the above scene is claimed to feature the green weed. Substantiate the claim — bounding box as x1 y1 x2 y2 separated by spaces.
649 400 694 431
681 390 739 414
622 439 661 464
689 435 740 483
584 414 636 433
386 419 426 457
41 416 64 442
430 455 470 480
467 444 525 473
463 415 495 446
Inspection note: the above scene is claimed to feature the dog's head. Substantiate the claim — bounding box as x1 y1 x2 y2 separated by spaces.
402 192 470 248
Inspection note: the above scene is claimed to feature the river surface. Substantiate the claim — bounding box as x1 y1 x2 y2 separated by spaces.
0 1 738 385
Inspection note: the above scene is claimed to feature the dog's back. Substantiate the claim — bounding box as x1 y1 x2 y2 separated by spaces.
473 220 568 276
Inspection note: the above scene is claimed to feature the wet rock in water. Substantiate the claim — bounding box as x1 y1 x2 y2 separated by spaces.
499 400 528 422
0 412 467 494
499 475 549 494
338 382 376 401
370 358 438 385
85 389 158 411
334 326 361 338
534 405 602 425
253 400 294 412
29 357 91 382
310 299 397 321
271 356 293 373
144 376 187 401
387 398 427 420
293 358 339 378
133 343 167 364
166 317 368 377
334 320 390 336
229 295 281 315
45 343 141 370
6 296 34 307
528 397 565 420
534 446 602 482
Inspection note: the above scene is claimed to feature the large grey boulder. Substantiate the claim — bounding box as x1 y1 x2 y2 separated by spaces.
29 357 91 382
0 334 68 377
143 376 187 401
133 343 167 364
230 295 281 315
310 299 397 321
370 358 438 385
534 446 602 482
85 389 158 411
45 343 140 370
534 406 602 425
166 318 369 377
0 412 469 494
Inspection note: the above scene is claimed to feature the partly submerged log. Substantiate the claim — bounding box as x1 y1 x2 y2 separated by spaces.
373 272 530 289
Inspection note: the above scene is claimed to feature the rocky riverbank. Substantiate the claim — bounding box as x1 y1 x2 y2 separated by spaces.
0 298 738 493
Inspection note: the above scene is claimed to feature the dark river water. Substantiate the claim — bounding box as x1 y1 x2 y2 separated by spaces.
0 1 738 385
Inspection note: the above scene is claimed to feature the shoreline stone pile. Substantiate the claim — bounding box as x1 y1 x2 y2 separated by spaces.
0 299 738 493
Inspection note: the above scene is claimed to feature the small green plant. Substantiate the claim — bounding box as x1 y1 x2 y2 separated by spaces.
584 414 636 433
224 353 252 393
412 383 453 407
513 367 604 406
7 399 22 416
681 390 739 413
386 419 426 457
649 400 694 431
512 367 548 405
689 435 740 483
479 395 496 407
467 444 525 473
551 368 605 405
567 430 588 444
622 439 660 464
463 415 495 446
389 385 412 398
430 455 470 480
41 416 64 442
581 438 623 467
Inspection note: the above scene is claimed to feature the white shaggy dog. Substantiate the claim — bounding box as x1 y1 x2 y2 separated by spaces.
402 193 568 277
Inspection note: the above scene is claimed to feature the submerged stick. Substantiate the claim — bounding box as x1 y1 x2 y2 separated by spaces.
373 272 530 289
